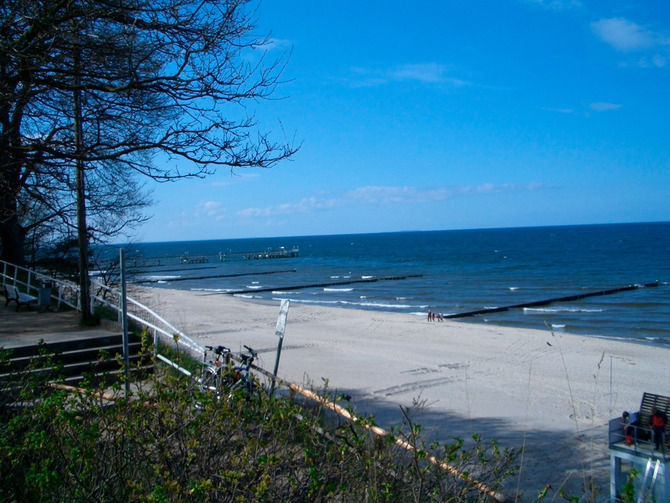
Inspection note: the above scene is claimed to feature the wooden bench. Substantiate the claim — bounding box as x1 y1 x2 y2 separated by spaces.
3 284 38 311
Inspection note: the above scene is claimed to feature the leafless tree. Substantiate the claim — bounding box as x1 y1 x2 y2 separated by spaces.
0 0 297 320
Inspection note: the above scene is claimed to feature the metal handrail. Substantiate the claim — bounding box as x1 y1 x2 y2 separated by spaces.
0 259 205 374
608 417 662 455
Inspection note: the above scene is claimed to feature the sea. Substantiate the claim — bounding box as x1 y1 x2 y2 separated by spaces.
105 222 670 348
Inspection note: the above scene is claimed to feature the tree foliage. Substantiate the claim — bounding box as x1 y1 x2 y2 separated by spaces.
0 0 296 264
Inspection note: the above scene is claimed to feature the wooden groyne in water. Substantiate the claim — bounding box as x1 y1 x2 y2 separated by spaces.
444 281 660 319
136 269 297 284
227 274 424 295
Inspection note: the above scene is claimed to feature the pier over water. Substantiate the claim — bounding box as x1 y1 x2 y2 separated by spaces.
126 247 299 269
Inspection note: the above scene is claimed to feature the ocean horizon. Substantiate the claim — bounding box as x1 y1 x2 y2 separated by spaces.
106 221 670 348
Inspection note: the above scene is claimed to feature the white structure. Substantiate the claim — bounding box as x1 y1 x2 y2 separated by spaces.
609 393 670 502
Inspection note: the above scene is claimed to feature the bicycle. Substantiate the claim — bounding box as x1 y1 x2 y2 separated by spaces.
196 344 262 404
227 345 262 403
198 344 231 397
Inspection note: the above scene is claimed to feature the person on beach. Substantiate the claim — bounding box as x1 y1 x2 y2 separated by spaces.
650 406 668 450
427 310 432 322
622 410 640 444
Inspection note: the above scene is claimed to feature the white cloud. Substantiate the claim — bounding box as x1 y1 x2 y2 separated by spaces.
202 201 221 214
523 0 582 11
590 102 622 112
347 63 470 88
544 107 575 114
462 183 546 194
194 201 226 220
236 207 264 218
211 173 259 187
591 18 658 52
264 38 293 51
347 186 422 203
389 63 449 83
236 183 548 218
652 55 667 68
236 196 339 218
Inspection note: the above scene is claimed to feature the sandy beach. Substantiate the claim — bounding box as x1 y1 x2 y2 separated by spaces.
137 286 669 501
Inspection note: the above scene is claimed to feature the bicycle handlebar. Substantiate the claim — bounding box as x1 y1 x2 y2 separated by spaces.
215 345 230 355
205 345 230 356
237 345 257 367
208 344 256 366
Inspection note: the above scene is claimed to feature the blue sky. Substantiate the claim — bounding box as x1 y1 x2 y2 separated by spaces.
136 0 669 243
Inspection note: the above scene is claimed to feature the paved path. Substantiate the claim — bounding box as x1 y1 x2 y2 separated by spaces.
0 304 118 348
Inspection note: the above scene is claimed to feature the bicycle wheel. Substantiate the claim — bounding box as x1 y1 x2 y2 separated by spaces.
245 379 262 405
224 379 250 402
199 365 223 396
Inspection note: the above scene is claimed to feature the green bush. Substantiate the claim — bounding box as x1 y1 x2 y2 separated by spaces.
0 348 520 502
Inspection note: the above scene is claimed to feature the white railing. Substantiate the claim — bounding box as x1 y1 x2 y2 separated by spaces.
1 259 205 376
1 260 81 311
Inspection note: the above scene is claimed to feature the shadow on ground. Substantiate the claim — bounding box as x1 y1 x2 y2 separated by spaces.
282 381 611 503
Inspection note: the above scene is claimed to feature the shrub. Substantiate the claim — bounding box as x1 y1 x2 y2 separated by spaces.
0 348 519 502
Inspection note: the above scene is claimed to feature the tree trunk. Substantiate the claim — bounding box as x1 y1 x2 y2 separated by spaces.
0 215 26 266
0 129 26 265
73 54 91 323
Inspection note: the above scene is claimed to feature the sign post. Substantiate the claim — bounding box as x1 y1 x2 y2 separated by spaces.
270 299 290 396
